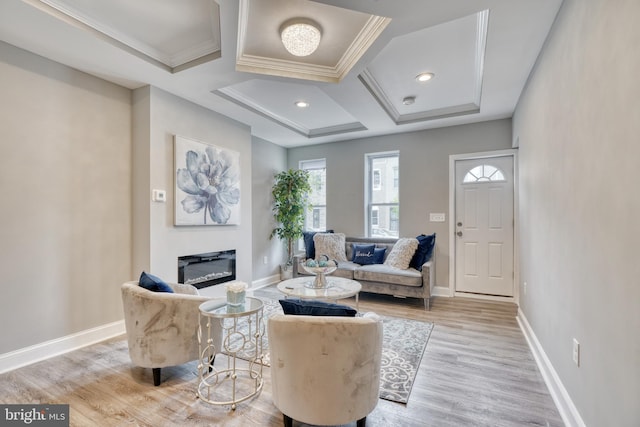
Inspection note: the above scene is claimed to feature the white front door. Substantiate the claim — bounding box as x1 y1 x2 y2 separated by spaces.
454 156 514 297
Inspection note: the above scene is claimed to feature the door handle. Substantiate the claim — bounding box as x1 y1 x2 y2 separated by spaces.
456 231 463 237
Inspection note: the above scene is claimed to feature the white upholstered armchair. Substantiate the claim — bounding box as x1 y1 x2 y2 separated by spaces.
121 281 222 386
268 314 383 427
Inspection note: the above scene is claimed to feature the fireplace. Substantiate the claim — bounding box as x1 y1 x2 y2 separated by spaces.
178 250 236 289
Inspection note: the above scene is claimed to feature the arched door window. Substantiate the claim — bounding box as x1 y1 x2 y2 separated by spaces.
463 164 506 183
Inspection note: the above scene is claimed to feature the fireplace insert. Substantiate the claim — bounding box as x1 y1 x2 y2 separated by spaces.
178 250 236 289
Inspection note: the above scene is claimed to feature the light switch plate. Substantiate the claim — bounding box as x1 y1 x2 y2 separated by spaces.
152 189 166 202
429 213 445 222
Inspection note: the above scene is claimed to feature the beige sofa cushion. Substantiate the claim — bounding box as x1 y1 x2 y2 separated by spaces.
384 237 419 269
333 261 360 279
354 264 422 287
314 232 347 261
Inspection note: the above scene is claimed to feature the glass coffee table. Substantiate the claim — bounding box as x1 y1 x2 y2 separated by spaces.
277 276 362 311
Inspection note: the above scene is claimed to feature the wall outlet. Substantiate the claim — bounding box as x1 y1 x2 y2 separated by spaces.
263 256 268 265
572 338 580 366
523 281 527 295
429 213 445 222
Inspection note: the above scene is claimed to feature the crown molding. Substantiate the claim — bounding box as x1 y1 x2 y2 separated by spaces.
214 87 366 138
25 0 221 71
236 0 390 83
359 10 488 125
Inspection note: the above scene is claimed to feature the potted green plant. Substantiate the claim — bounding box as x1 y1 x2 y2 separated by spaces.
270 168 311 279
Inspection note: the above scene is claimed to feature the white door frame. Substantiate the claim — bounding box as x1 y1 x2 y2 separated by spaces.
448 149 519 302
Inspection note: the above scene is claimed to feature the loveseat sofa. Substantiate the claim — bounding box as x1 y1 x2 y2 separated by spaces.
293 235 435 310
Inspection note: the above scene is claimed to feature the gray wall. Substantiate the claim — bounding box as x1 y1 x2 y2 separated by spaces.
513 0 640 425
132 86 253 292
288 119 512 288
0 41 132 353
251 136 287 280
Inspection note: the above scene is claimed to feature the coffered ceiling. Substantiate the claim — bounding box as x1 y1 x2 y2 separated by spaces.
0 0 563 147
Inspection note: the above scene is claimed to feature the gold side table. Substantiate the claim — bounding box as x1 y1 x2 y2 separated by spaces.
197 297 264 410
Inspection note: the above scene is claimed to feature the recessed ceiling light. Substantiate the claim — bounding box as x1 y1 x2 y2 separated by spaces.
280 19 322 57
402 96 416 105
416 72 435 82
295 100 309 108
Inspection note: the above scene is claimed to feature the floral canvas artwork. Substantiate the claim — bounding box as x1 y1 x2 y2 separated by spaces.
174 135 240 225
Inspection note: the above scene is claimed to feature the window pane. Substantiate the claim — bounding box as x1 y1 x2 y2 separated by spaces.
312 208 321 229
483 165 497 176
373 169 381 190
371 207 379 225
371 157 399 203
300 159 327 237
370 205 398 237
463 164 506 183
367 152 399 237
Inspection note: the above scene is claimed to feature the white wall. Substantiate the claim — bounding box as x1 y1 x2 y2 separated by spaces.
287 119 512 289
251 136 287 281
513 0 640 425
132 86 253 293
0 41 132 353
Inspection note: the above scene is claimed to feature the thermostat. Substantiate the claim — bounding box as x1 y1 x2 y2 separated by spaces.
152 189 166 203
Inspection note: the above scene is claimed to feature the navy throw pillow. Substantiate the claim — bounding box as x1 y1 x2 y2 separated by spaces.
139 271 174 293
373 247 386 264
352 244 376 265
279 299 357 317
409 233 436 270
302 230 334 259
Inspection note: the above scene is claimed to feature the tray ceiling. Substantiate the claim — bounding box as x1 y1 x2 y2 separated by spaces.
0 0 564 147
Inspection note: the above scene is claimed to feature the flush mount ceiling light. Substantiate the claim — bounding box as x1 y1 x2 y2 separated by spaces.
416 72 435 82
402 96 416 105
280 18 322 57
294 100 309 108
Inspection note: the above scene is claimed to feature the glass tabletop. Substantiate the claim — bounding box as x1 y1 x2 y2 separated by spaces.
199 296 264 318
278 277 361 299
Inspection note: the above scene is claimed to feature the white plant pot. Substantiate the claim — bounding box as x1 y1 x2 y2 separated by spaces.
280 265 293 280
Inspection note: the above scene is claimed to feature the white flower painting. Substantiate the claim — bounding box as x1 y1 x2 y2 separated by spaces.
174 135 240 226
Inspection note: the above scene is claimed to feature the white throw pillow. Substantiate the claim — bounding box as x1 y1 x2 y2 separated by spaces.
384 238 419 269
313 233 347 262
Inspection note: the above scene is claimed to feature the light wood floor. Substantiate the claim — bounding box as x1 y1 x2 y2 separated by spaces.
0 287 563 427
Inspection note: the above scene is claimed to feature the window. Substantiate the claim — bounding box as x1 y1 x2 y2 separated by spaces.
366 152 399 238
463 164 505 183
300 159 326 232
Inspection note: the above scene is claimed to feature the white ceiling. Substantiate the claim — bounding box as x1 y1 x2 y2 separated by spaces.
0 0 563 148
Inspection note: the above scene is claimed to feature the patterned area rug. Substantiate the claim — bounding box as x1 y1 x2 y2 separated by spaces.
230 298 433 404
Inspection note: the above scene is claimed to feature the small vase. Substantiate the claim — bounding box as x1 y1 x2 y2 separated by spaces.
227 290 246 306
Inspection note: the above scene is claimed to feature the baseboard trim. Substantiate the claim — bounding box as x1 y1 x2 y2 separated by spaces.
454 291 516 303
431 285 451 297
517 309 585 427
0 320 125 374
251 274 280 290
